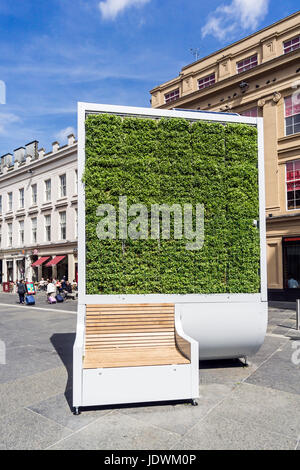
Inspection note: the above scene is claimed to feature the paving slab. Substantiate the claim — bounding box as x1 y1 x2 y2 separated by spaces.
198 382 300 439
0 345 64 383
119 383 236 436
0 408 72 450
29 391 114 432
199 359 252 385
182 414 296 450
249 335 288 368
0 366 68 417
246 341 300 395
49 411 181 450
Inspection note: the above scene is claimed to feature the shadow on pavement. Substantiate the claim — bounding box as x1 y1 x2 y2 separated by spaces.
50 333 75 411
199 358 246 369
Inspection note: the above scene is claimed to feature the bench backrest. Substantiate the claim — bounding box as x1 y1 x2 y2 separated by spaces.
85 304 175 350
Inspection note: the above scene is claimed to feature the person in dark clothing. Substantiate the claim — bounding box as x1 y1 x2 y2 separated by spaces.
17 280 26 304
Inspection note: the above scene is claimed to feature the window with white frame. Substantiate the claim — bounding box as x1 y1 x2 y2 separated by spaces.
198 73 215 90
285 95 300 136
19 188 24 209
237 54 258 74
240 107 258 118
286 160 300 210
0 224 2 247
7 223 12 246
164 89 180 104
44 215 51 242
19 220 24 245
0 195 2 214
284 36 300 54
59 211 66 240
59 174 67 198
31 217 37 243
31 184 37 205
45 179 51 202
8 192 12 212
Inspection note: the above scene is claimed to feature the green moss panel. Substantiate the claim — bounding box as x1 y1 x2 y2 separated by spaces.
84 114 260 295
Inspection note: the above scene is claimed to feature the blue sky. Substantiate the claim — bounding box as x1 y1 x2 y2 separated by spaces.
0 0 298 155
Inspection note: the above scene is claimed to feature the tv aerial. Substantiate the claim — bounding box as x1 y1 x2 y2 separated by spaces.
190 48 200 61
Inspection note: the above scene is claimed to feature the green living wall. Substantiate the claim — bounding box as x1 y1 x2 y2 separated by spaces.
84 114 260 295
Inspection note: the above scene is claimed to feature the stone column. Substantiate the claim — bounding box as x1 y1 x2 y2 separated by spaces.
258 95 281 213
2 259 7 282
68 253 75 282
13 259 17 283
25 256 33 282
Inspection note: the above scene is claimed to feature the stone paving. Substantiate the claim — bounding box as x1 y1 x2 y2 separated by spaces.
0 298 299 450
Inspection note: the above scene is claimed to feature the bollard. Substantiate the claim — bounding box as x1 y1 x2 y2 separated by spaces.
297 299 300 331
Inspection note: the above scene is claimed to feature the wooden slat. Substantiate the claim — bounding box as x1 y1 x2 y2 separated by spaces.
83 347 190 369
83 303 190 369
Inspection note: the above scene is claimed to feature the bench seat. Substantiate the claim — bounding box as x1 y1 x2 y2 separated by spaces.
84 346 190 369
83 304 191 369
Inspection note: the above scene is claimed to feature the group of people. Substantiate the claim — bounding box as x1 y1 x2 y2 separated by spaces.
44 278 76 300
15 277 78 304
39 277 77 300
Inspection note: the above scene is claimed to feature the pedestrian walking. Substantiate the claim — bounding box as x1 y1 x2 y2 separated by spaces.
17 280 26 304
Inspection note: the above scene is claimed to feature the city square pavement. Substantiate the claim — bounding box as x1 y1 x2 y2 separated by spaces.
0 293 299 450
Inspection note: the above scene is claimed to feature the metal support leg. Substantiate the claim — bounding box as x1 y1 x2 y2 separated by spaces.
242 357 249 367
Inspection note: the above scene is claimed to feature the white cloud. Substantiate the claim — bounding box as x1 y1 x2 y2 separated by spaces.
55 126 76 143
0 113 21 135
99 0 150 20
201 0 269 40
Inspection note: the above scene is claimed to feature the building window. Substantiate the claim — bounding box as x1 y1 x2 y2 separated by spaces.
59 211 66 240
198 74 215 90
287 160 300 210
240 107 258 118
285 95 300 136
44 215 51 242
31 184 37 205
284 36 300 54
0 224 2 247
19 220 24 245
8 192 12 212
237 54 258 74
45 179 51 202
7 223 12 247
19 188 24 209
59 174 67 198
32 218 37 243
0 195 2 214
164 89 180 104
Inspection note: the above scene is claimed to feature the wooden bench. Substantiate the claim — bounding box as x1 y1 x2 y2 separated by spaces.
83 303 190 369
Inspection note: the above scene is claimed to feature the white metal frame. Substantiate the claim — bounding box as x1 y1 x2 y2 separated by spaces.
74 102 267 410
77 102 267 305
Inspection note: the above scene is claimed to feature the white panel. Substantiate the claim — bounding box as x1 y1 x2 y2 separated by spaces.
82 365 195 407
181 301 268 360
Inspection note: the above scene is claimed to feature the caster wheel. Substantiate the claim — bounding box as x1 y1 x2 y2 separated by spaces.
73 407 81 415
191 399 198 406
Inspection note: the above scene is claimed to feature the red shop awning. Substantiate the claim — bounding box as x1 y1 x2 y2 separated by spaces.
45 255 66 267
31 256 50 267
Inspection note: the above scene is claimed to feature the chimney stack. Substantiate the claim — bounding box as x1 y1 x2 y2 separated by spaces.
52 141 59 153
67 134 75 146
